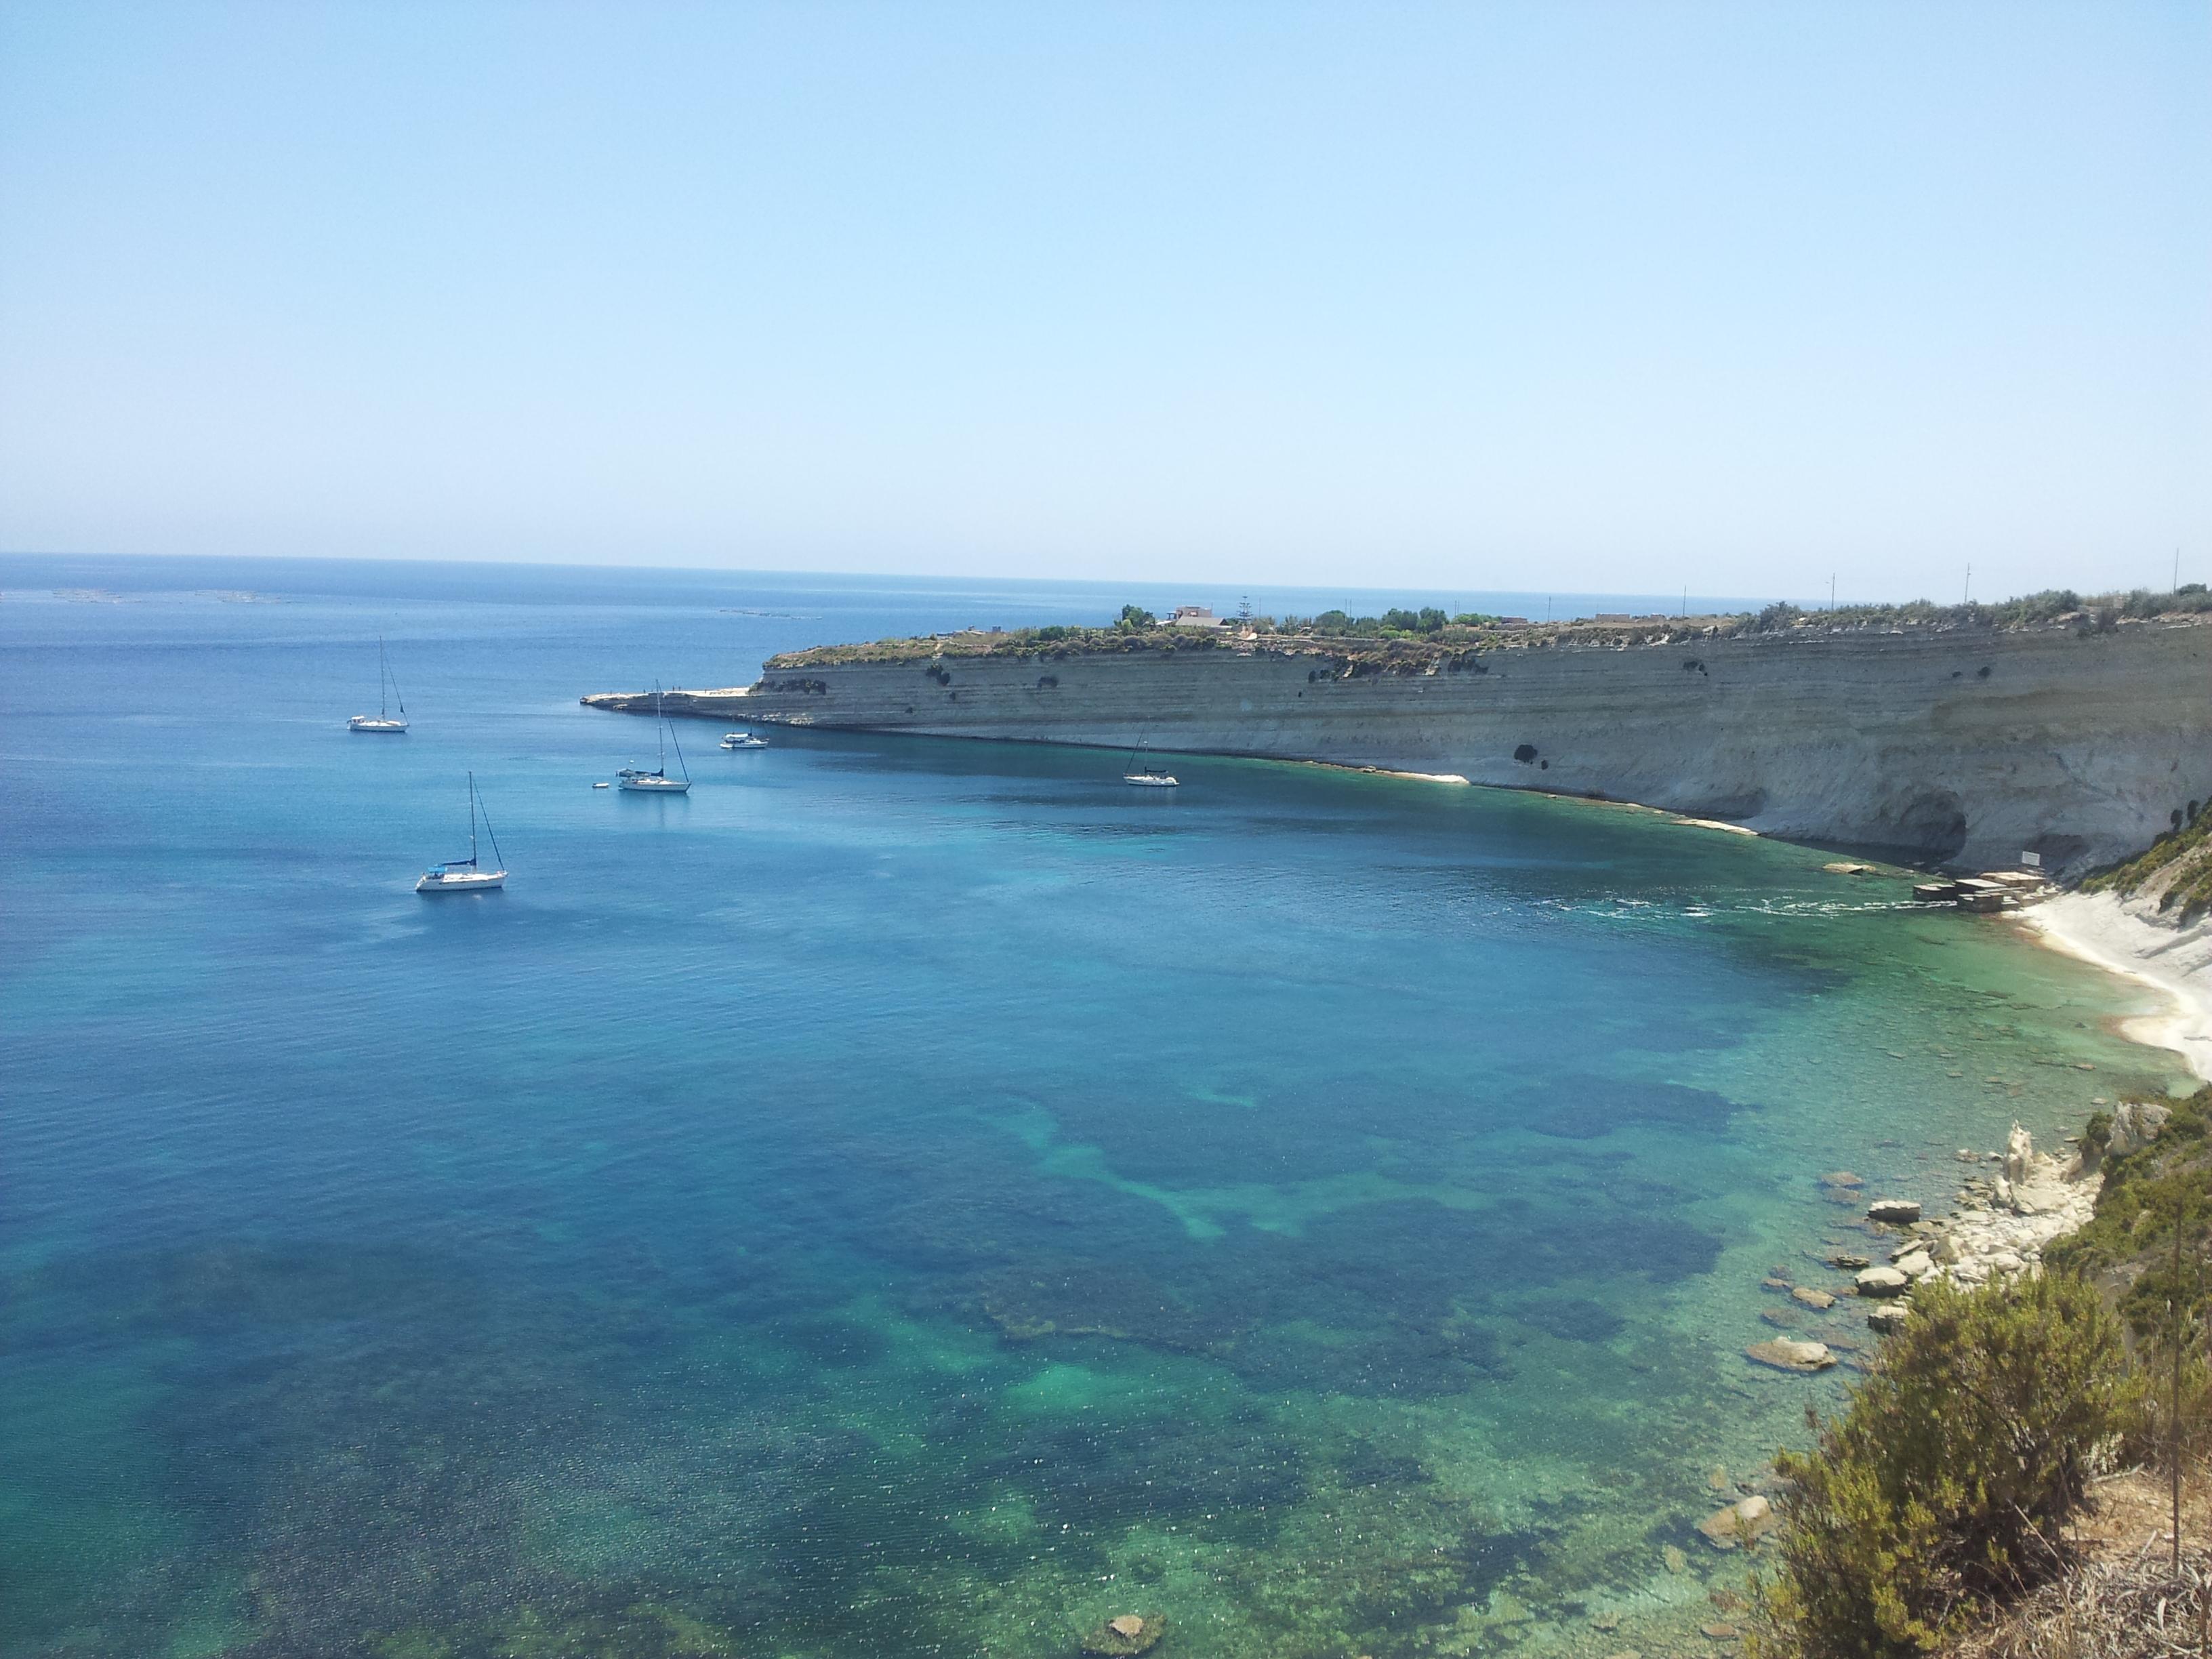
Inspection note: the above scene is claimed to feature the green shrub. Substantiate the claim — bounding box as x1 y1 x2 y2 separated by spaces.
2045 1088 2210 1337
1754 1273 2128 1658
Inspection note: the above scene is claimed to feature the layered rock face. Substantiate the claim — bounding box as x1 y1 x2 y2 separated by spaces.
585 621 2212 871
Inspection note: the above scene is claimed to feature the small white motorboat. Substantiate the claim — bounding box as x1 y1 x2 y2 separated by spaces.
618 684 693 792
720 731 768 750
349 634 409 733
417 773 508 893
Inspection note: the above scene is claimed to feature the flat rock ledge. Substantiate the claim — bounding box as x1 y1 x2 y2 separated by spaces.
1745 1338 1837 1373
1855 1266 1910 1298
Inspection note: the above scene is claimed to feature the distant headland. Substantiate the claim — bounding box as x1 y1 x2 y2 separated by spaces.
586 586 2212 876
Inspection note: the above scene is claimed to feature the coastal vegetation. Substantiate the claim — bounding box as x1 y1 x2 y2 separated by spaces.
763 586 2212 672
1755 1275 2131 1658
2048 1086 2212 1343
1736 583 2211 638
2083 800 2212 922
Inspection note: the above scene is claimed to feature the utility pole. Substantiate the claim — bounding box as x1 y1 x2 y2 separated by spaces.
2175 1197 2190 1573
1963 563 1972 604
2177 548 2184 593
1830 573 1837 613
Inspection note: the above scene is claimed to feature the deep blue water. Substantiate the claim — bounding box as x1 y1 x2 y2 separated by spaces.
0 557 2184 1658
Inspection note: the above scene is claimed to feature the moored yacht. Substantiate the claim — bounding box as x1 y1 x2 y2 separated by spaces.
619 684 692 792
1122 737 1179 787
349 635 409 732
720 730 768 750
416 773 508 893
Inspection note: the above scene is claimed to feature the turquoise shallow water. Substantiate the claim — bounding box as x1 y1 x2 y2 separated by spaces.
0 558 2191 1659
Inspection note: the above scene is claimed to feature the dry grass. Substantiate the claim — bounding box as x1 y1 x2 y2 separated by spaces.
1952 1466 2212 1658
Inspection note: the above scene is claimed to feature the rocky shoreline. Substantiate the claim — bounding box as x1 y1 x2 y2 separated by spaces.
1742 1103 2178 1396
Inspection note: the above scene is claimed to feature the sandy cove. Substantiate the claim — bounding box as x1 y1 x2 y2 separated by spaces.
2020 890 2212 1085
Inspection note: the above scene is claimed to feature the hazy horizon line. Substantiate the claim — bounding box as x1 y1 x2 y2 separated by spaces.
3 545 2186 616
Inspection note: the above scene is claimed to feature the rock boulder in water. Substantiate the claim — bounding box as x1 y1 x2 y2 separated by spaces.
1697 1493 1777 1549
1082 1614 1165 1656
1745 1338 1837 1372
1856 1266 1910 1297
1866 1199 1921 1224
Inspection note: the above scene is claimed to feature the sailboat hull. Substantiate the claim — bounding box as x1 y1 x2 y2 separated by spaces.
349 717 409 733
618 775 690 792
417 869 506 893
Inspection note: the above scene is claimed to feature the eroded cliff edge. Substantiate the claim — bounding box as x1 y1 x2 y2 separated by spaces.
585 619 2212 872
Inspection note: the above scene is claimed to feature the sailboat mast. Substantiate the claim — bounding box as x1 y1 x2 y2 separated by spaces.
372 634 407 719
478 789 506 872
468 771 478 865
657 684 667 773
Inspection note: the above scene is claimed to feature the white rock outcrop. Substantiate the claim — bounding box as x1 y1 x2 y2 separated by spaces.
2107 1101 2173 1159
1934 1143 2101 1290
597 620 2212 872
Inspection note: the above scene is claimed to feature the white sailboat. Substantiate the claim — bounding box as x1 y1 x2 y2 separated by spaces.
416 773 508 893
619 685 692 792
349 635 409 733
1122 736 1179 787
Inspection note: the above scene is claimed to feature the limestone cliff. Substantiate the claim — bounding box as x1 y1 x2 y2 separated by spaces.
583 620 2212 872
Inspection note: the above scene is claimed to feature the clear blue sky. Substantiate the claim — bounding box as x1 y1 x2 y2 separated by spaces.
2 2 2205 600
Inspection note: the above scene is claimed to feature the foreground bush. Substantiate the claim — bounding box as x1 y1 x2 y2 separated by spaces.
1755 1273 2129 1658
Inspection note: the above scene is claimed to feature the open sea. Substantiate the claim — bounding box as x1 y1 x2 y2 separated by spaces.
1 555 2192 1659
